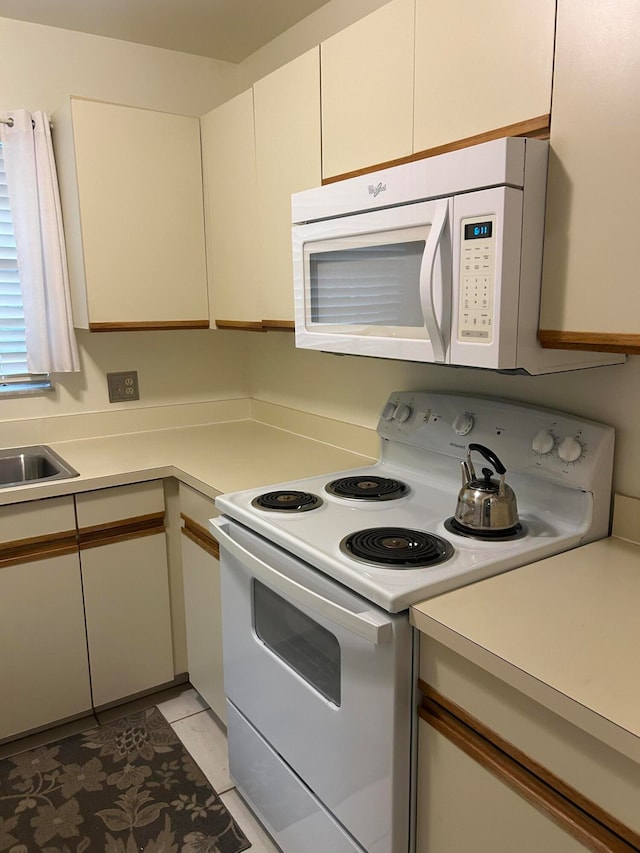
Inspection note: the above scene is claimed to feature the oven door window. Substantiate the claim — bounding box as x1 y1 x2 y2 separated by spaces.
253 580 341 706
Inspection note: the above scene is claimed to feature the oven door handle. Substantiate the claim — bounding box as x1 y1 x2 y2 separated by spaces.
212 518 393 645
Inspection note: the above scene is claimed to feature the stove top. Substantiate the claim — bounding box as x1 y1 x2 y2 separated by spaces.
215 392 615 612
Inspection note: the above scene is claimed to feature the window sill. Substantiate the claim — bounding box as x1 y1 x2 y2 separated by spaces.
0 379 54 398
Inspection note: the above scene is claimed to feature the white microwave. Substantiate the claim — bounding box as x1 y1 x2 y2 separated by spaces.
292 138 623 374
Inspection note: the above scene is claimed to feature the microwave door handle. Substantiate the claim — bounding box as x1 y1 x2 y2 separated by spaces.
419 198 449 362
211 517 393 645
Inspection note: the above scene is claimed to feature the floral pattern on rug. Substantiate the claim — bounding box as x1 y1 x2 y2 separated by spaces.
0 707 250 853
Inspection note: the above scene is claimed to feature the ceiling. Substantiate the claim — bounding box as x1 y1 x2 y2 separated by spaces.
0 0 333 62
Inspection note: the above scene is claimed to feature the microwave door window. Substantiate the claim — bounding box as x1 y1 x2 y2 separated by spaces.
308 240 425 331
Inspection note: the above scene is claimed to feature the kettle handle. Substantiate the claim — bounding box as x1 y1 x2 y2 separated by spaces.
468 443 506 476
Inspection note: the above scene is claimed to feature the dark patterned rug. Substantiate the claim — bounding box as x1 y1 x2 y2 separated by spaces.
0 706 251 853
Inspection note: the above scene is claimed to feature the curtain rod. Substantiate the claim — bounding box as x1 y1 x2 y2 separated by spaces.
0 117 52 129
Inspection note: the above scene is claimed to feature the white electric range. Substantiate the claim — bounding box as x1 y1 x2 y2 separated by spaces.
212 391 615 853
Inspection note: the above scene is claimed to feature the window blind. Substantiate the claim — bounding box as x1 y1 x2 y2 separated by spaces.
0 142 29 379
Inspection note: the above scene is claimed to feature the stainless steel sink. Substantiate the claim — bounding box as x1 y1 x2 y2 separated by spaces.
0 445 80 488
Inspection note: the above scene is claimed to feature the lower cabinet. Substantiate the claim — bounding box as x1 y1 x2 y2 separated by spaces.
418 715 591 852
416 638 640 852
179 484 226 723
76 481 174 708
0 481 175 742
0 496 91 742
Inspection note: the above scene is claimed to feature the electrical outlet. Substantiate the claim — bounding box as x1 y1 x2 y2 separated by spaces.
107 370 140 403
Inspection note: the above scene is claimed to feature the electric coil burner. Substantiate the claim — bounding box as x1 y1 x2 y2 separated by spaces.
326 475 409 501
251 490 322 512
444 516 527 541
340 527 454 568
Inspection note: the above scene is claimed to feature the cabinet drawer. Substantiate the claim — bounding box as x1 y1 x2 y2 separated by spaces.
0 495 76 543
178 482 219 529
75 481 164 528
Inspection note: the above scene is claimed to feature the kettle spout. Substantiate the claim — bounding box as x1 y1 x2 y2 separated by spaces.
461 458 475 487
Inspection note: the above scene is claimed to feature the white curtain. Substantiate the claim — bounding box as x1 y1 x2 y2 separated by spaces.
0 109 79 373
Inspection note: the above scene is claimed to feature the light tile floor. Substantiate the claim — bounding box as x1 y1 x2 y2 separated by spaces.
0 684 280 853
155 686 281 853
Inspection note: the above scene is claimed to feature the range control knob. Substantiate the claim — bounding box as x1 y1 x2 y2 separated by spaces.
452 412 475 436
395 404 413 423
381 401 397 421
558 436 584 463
532 429 555 456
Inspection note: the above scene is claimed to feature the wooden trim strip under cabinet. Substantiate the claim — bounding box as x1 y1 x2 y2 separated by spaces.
419 682 640 852
89 320 209 332
260 320 295 331
0 530 78 568
214 320 266 332
78 512 165 550
538 330 638 355
214 319 295 332
180 514 219 559
322 115 551 185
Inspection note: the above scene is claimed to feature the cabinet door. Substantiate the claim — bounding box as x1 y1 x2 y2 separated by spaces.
539 0 640 350
81 534 174 707
0 495 91 741
413 0 555 153
53 97 208 330
416 718 589 853
201 90 261 328
181 536 226 723
76 482 174 708
179 484 225 722
0 553 92 741
321 0 415 179
254 47 321 325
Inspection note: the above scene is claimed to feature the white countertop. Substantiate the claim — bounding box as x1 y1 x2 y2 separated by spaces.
411 534 640 762
0 419 373 506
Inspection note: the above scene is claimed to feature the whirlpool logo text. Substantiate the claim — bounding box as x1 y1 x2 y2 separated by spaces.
368 182 386 198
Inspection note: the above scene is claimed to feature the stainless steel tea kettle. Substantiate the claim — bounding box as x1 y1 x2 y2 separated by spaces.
454 443 519 533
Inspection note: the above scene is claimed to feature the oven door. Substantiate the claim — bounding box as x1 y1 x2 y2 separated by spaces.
213 517 413 853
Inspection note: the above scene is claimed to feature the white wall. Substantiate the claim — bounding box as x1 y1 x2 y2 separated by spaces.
248 333 639 498
0 17 237 115
0 17 250 426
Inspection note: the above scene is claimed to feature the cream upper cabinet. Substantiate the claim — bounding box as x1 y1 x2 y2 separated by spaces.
201 89 261 328
53 97 208 331
254 47 321 325
320 0 415 179
202 49 320 328
539 0 640 352
413 0 555 152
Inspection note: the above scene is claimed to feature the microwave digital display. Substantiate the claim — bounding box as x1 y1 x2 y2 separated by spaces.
464 221 493 240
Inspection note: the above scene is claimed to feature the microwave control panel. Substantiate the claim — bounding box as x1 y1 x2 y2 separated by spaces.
458 215 496 343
